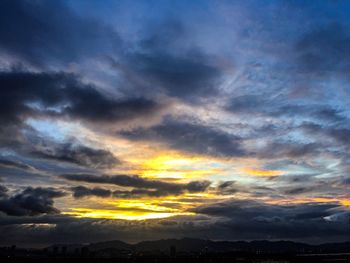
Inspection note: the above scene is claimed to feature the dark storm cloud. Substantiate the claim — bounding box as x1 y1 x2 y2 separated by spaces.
0 70 162 161
0 0 226 103
0 214 160 246
301 122 350 147
226 95 266 114
123 51 222 100
295 23 350 76
226 95 346 123
70 185 198 198
31 142 120 169
186 181 212 192
120 117 320 159
312 108 346 123
65 92 160 124
283 186 317 195
0 0 120 66
0 186 66 216
111 20 226 101
1 0 225 102
193 200 338 220
0 70 162 128
71 186 111 198
0 158 33 170
218 181 236 190
215 180 277 198
62 173 211 196
1 199 349 247
256 141 320 159
0 215 108 247
0 213 78 227
191 199 350 241
120 118 245 157
344 177 350 185
0 185 8 198
275 105 346 123
216 181 239 195
321 127 350 145
278 177 334 196
112 188 171 198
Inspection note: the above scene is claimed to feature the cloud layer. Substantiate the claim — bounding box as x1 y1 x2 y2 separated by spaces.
0 0 350 246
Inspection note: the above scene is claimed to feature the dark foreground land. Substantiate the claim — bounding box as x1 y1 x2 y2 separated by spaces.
2 238 350 262
2 252 350 263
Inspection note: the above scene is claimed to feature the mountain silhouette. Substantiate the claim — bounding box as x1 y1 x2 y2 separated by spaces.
76 238 350 254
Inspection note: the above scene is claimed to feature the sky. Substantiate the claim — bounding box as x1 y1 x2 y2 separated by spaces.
1 0 350 247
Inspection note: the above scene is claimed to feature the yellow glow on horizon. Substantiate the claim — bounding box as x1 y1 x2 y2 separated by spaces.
136 153 221 180
240 167 283 177
340 199 350 206
63 196 200 220
107 199 180 212
64 207 195 221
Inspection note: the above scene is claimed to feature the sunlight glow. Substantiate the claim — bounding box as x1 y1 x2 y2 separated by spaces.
240 167 284 177
64 208 194 220
137 153 220 180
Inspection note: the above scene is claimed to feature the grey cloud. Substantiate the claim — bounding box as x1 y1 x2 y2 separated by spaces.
112 19 226 102
0 70 162 128
301 122 350 146
191 199 350 241
71 186 112 198
123 51 222 101
0 158 33 170
0 200 349 246
0 186 66 216
112 189 164 198
186 181 212 192
256 142 320 159
217 181 239 195
226 95 267 114
226 95 346 123
324 211 350 223
0 185 8 198
62 173 211 197
70 185 182 199
283 187 316 195
120 117 322 159
193 199 338 222
0 0 120 66
0 70 163 171
295 23 350 77
31 142 120 169
120 118 245 157
342 177 350 185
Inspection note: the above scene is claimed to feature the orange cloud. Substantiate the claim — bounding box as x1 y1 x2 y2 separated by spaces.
240 167 284 177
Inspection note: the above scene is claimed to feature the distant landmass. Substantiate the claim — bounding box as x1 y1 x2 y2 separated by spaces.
48 238 350 254
2 238 350 262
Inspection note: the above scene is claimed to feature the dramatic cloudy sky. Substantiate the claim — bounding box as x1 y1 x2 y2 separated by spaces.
1 0 350 247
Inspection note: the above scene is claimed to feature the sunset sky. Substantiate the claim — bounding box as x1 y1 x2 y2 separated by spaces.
1 0 350 246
